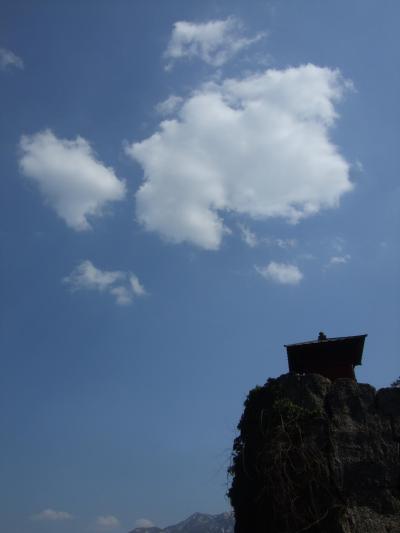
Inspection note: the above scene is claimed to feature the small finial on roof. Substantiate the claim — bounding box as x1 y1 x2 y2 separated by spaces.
318 331 327 341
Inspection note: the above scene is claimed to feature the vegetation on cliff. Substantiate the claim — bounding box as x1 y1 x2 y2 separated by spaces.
228 374 400 533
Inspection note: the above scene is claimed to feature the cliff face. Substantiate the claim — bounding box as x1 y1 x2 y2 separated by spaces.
228 374 400 533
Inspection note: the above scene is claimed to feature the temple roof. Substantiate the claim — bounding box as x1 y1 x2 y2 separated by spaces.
285 334 368 373
285 334 367 348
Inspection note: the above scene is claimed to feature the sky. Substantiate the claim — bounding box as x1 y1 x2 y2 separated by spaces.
1 1 399 532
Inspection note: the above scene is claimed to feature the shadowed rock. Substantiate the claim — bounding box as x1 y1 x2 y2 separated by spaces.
228 374 400 533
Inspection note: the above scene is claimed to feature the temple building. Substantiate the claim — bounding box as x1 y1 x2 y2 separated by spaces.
285 333 367 381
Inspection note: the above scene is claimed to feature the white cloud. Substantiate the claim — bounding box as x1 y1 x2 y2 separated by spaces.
237 226 297 249
331 236 345 253
275 238 296 249
19 130 125 230
328 254 351 265
324 238 350 268
130 274 146 296
155 95 184 116
255 261 303 285
63 260 146 305
135 518 155 528
65 260 123 290
109 285 133 305
127 64 353 250
238 223 258 247
298 252 315 261
262 236 297 248
165 17 264 67
96 515 120 529
31 509 73 521
0 47 24 69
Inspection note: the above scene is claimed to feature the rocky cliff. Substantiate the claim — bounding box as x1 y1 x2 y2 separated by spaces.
228 374 400 532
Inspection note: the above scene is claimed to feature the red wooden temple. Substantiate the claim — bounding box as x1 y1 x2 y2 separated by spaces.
285 333 367 381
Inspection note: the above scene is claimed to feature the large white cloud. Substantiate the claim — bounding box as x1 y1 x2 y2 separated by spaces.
126 64 353 250
31 509 73 521
19 130 125 230
63 260 146 306
165 17 264 67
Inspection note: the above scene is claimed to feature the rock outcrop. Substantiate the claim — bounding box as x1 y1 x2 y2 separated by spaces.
228 374 400 532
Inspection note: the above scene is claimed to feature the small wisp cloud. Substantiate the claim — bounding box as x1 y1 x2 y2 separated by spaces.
95 515 121 530
238 224 297 249
164 17 264 68
155 94 184 116
31 509 73 521
328 254 351 266
64 260 146 306
238 223 258 248
256 262 303 285
0 47 24 70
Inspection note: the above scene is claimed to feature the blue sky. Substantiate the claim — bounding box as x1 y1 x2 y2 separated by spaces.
1 1 399 531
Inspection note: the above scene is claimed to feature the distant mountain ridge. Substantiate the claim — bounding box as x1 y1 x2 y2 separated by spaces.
129 512 234 533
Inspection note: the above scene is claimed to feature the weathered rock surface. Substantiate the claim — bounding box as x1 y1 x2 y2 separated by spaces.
228 374 400 532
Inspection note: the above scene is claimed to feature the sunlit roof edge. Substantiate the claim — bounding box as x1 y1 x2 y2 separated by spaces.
284 334 368 348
